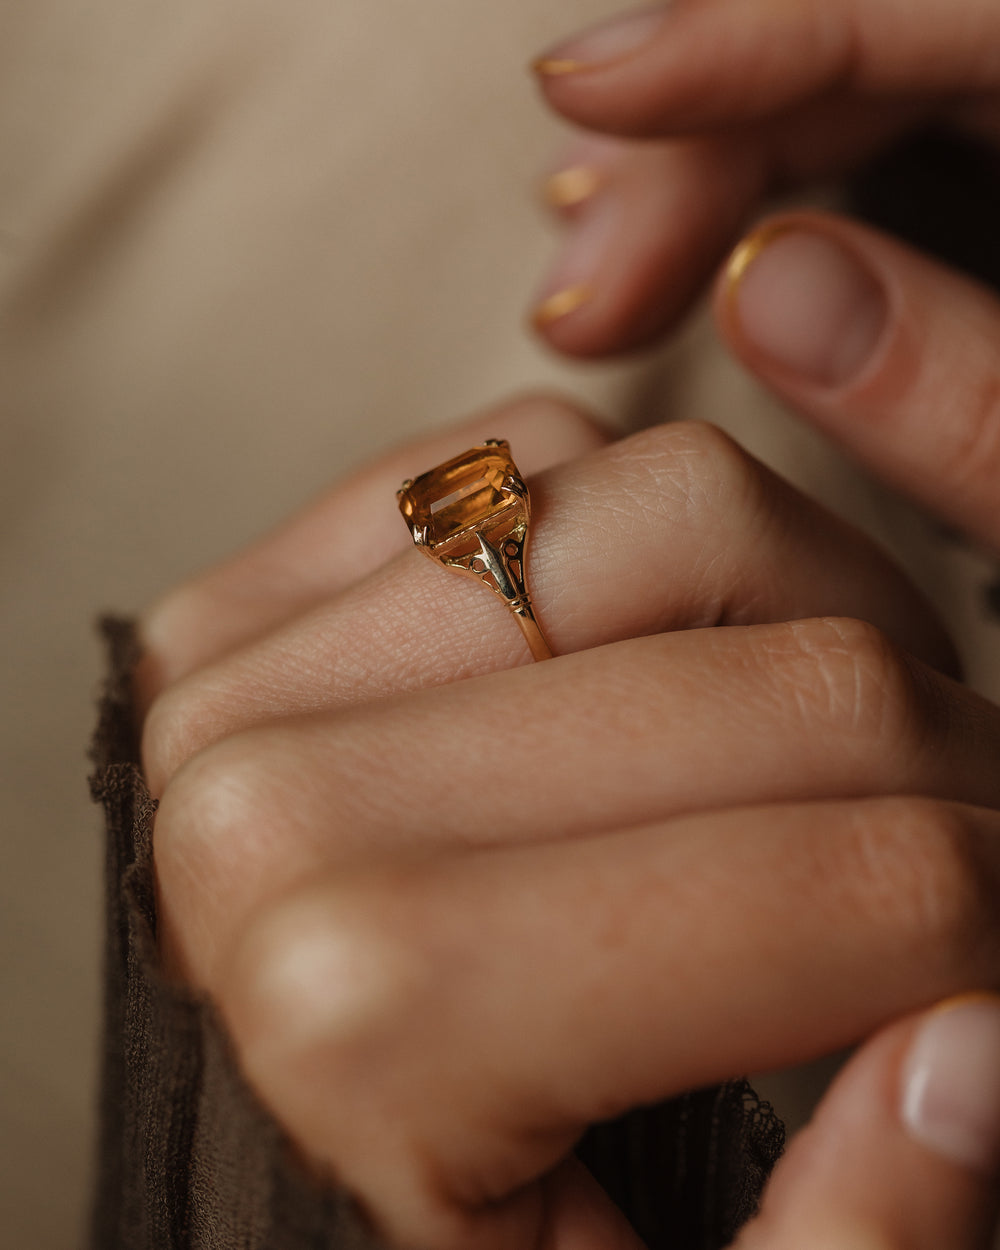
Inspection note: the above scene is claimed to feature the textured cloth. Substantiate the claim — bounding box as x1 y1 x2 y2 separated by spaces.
89 620 382 1250
88 619 785 1250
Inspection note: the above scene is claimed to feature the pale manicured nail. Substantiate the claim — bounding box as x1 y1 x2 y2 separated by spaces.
533 5 669 75
532 190 620 328
541 133 623 210
900 995 1000 1175
543 165 604 211
532 283 594 328
726 226 889 389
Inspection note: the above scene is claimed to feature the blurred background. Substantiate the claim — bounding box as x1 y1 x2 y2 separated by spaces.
3 2 997 1247
0 4 637 1242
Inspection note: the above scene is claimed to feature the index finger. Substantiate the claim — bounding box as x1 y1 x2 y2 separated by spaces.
532 0 1000 136
137 394 611 703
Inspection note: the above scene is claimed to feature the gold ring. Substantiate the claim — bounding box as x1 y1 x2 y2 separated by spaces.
397 439 553 661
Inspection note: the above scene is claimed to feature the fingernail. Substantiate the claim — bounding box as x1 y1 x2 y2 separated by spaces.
541 134 622 211
532 188 621 329
543 165 604 211
533 5 669 76
725 225 889 388
900 995 1000 1175
532 283 594 328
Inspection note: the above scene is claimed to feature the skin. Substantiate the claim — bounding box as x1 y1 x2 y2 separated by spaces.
532 0 1000 357
141 1 1000 1245
143 408 1000 1250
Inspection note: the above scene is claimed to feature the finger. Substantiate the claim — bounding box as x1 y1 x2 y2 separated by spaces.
137 393 611 702
153 619 1000 984
531 0 1000 137
531 102 923 358
216 799 1000 1250
142 423 955 793
532 134 765 356
534 1161 645 1250
717 210 1000 550
735 997 1000 1250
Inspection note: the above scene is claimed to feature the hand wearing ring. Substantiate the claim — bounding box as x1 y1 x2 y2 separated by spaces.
143 397 1000 1250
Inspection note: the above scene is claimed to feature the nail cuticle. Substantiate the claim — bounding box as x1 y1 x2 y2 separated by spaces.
723 223 891 391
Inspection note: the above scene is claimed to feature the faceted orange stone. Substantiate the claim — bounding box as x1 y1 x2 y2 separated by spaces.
400 444 516 547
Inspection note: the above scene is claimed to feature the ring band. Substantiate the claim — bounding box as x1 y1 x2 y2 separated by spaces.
397 439 553 661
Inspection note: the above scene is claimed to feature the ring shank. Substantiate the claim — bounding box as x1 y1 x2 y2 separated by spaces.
511 603 553 662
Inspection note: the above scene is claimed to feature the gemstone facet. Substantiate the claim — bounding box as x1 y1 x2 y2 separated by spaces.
398 442 518 550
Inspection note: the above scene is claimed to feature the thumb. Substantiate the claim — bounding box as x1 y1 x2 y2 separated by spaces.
735 995 1000 1250
716 211 1000 552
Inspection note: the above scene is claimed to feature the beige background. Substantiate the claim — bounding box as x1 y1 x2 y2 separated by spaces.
2 2 997 1246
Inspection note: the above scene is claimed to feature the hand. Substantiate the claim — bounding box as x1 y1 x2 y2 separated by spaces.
141 392 1000 1248
529 0 1000 594
529 0 1000 360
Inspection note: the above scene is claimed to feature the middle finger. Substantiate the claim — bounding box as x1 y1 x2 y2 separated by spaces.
155 617 1000 985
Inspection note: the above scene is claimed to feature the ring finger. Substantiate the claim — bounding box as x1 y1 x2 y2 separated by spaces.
142 418 955 794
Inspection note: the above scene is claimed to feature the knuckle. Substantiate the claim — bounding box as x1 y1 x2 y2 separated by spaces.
154 735 263 890
939 363 1000 501
841 798 999 973
139 582 200 664
620 420 770 530
221 882 472 1250
141 685 188 797
142 674 233 797
775 616 923 747
225 881 422 1063
153 731 298 981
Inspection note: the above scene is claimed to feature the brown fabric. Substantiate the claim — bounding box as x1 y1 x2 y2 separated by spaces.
87 617 784 1250
88 618 381 1250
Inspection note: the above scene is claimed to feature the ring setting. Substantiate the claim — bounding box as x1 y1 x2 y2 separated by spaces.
397 439 553 661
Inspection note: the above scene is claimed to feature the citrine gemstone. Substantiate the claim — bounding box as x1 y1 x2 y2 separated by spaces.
400 444 518 547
